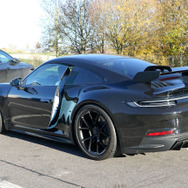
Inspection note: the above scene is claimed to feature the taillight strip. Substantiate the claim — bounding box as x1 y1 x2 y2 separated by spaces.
147 130 175 136
160 76 179 81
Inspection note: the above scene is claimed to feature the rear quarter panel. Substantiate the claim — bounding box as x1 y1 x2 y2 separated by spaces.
66 83 187 150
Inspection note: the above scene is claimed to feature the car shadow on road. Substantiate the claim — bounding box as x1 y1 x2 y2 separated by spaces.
4 131 86 159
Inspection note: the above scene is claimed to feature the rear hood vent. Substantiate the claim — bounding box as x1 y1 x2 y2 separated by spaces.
150 80 186 96
155 87 188 98
151 81 173 88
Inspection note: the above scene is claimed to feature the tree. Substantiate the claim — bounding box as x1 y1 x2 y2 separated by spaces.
39 0 188 66
90 0 157 56
36 42 41 49
155 0 188 66
58 0 96 54
41 0 64 57
88 0 108 53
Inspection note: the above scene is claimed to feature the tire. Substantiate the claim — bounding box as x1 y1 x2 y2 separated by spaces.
74 105 117 160
0 111 5 133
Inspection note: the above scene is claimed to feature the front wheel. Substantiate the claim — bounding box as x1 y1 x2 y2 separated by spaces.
74 105 117 160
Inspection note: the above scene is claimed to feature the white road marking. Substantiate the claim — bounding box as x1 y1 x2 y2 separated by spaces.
0 181 23 188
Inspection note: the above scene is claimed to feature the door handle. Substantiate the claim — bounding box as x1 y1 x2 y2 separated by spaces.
24 87 38 95
41 99 52 103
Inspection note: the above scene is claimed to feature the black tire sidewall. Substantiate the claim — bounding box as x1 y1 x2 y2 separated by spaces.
74 105 117 160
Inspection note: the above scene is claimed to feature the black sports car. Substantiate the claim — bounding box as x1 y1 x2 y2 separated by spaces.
0 54 188 160
0 50 34 83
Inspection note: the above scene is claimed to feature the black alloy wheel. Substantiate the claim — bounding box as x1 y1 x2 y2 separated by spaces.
74 105 117 160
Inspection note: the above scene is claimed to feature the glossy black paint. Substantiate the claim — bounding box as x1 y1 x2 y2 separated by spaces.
8 86 56 128
1 54 188 156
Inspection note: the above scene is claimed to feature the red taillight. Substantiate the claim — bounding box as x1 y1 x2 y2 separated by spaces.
147 130 175 136
160 77 179 81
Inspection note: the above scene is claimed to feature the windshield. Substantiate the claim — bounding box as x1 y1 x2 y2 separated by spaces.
98 58 153 78
0 50 12 63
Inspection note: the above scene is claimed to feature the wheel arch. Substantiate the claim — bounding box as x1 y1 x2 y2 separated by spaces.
70 100 120 147
0 101 9 130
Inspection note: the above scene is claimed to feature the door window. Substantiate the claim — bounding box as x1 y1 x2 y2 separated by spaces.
23 64 68 86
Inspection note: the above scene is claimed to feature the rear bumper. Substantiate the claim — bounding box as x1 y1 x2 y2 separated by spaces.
121 132 188 154
112 97 188 155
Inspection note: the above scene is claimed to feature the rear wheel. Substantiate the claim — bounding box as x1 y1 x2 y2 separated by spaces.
74 105 117 160
0 112 5 133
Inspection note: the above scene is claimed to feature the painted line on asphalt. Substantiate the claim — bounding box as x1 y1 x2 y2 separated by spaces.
0 181 23 188
0 160 83 187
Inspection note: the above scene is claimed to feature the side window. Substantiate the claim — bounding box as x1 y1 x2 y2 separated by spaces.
0 51 11 64
23 64 67 86
66 67 103 85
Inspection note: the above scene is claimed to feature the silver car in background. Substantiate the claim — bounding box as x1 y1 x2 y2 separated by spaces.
0 50 34 83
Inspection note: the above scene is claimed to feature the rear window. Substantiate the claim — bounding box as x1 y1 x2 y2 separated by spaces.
97 59 153 78
66 67 103 85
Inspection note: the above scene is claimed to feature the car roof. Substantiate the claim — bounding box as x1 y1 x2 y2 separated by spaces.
45 54 152 83
46 54 132 67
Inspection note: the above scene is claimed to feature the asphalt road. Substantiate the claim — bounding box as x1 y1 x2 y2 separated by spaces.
0 132 188 188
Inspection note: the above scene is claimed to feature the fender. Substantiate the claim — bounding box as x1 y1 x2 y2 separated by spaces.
0 83 13 129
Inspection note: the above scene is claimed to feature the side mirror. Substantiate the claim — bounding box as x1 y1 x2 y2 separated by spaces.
9 58 20 65
10 78 22 88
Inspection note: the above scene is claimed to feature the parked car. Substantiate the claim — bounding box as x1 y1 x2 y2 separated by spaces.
0 50 34 82
0 54 188 160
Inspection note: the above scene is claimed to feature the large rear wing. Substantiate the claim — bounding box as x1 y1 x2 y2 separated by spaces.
133 66 188 83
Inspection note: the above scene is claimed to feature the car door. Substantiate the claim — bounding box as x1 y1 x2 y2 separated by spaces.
0 50 12 83
7 63 68 129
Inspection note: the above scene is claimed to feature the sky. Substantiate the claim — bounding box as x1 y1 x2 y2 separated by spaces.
0 0 43 50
